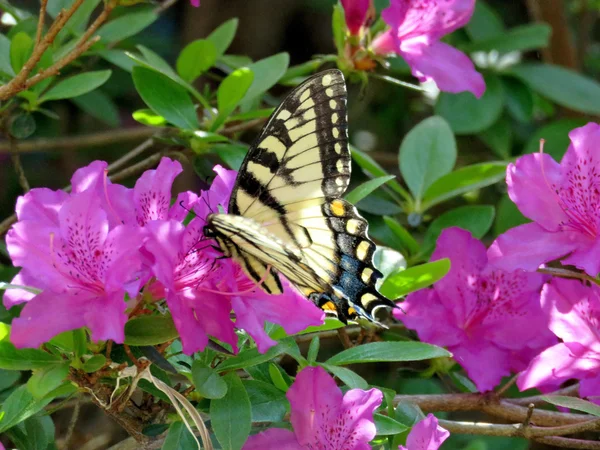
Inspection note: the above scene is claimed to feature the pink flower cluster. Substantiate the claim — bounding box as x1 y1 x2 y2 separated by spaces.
243 366 449 450
397 122 600 400
4 158 324 354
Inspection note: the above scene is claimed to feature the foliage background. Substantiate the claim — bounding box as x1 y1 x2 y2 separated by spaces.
0 0 599 449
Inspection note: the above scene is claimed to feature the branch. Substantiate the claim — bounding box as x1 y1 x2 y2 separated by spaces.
0 127 157 154
393 393 592 426
35 0 48 47
508 384 580 406
534 436 600 449
538 267 600 285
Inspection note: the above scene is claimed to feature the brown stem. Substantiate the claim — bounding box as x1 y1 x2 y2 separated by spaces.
35 0 48 47
63 395 81 450
534 436 600 449
10 139 30 192
109 152 167 184
337 328 353 349
538 267 600 285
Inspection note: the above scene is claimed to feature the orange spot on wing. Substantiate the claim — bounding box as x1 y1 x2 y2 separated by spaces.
330 200 345 217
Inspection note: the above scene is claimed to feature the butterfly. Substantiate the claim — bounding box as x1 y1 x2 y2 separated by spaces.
204 69 395 324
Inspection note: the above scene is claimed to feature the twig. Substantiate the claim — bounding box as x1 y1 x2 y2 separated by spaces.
508 384 580 406
0 0 86 100
523 403 535 429
0 127 157 154
437 417 600 438
35 0 48 47
63 395 81 450
107 138 156 173
10 138 30 192
155 0 180 14
337 328 353 349
393 393 592 426
109 152 166 183
221 118 267 136
538 267 600 285
534 436 600 449
495 374 518 397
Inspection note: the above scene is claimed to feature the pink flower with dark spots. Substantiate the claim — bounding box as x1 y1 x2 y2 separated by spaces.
518 278 600 400
371 0 485 97
394 227 555 392
341 0 371 35
144 165 323 354
6 188 145 347
243 366 382 450
133 157 197 225
399 414 449 450
489 123 600 277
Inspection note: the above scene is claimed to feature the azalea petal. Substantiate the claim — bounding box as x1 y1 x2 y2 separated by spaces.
506 153 567 230
134 157 183 225
580 372 600 400
341 0 370 34
242 428 301 450
10 291 87 348
288 366 343 446
396 289 464 348
431 228 486 324
333 388 383 447
169 191 199 222
232 281 324 353
143 220 186 291
542 278 600 348
84 290 128 343
15 188 68 223
561 236 600 277
400 41 485 97
517 343 600 391
194 165 237 218
3 270 42 308
451 340 511 392
166 291 210 355
102 224 146 294
487 222 581 272
403 414 450 450
71 160 107 193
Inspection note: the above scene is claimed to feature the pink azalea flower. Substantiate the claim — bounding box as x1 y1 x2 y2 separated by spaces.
6 188 145 347
518 278 600 400
489 123 600 277
371 0 485 97
341 0 370 35
243 366 382 449
190 0 199 6
399 414 449 450
394 227 555 392
144 165 324 354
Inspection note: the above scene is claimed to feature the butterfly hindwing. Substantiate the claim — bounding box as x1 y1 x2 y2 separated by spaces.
208 69 394 323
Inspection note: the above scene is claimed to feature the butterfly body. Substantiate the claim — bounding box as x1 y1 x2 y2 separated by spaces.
204 69 395 323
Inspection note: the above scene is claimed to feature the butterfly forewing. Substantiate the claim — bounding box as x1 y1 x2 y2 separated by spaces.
210 69 395 322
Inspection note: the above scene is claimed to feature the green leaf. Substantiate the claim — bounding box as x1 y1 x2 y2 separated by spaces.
21 415 49 450
494 194 528 236
374 414 409 435
0 342 62 371
8 114 35 139
124 315 179 346
99 49 137 72
10 32 33 73
269 317 345 340
509 63 600 115
212 67 254 131
326 341 451 366
351 146 410 200
82 355 106 373
216 338 298 372
503 77 534 123
244 379 287 422
0 369 20 392
523 118 589 161
380 259 451 298
319 363 368 389
464 23 551 53
422 206 495 254
345 176 397 205
0 34 15 76
373 246 407 285
240 53 290 109
542 396 600 417
421 162 508 212
465 1 504 41
191 361 227 399
207 18 238 59
26 362 70 399
210 372 251 450
132 66 199 130
435 75 504 135
39 70 112 103
332 3 346 53
49 329 86 358
176 39 217 82
161 421 197 450
212 143 248 170
269 363 289 392
399 116 456 202
71 89 119 127
97 6 158 43
133 108 167 127
383 217 420 256
307 336 320 363
478 116 512 159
